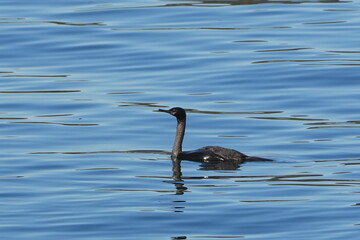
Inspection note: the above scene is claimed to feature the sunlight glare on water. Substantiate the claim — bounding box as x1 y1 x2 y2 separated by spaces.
1 0 360 239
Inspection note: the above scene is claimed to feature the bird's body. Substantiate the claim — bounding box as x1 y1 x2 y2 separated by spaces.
158 107 272 163
179 146 247 163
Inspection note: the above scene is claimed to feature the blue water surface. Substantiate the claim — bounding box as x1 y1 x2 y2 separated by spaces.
1 0 360 239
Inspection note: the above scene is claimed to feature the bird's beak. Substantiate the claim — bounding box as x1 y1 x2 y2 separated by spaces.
158 108 170 113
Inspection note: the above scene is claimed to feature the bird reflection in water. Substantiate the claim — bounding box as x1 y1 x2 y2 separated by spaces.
169 157 241 195
170 159 187 195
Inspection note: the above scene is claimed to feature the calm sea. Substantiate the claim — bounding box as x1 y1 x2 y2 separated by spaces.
1 0 360 239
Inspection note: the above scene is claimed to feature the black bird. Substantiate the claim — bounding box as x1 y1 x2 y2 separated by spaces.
158 107 272 163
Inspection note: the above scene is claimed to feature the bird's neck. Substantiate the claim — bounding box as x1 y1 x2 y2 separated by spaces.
172 118 185 159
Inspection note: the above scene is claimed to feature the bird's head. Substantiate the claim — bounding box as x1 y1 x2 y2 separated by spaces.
158 107 186 120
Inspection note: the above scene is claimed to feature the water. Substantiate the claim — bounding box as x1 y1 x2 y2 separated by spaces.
1 0 360 239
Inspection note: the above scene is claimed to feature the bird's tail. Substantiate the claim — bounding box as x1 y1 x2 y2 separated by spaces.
246 156 273 162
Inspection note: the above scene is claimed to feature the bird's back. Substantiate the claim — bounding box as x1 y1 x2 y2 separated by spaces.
178 146 247 163
199 146 248 162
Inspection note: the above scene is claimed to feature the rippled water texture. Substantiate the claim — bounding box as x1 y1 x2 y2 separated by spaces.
1 0 360 239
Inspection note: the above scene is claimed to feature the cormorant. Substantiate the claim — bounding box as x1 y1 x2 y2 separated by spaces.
158 107 272 163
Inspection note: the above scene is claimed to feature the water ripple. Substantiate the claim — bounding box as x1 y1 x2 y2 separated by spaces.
1 0 360 239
